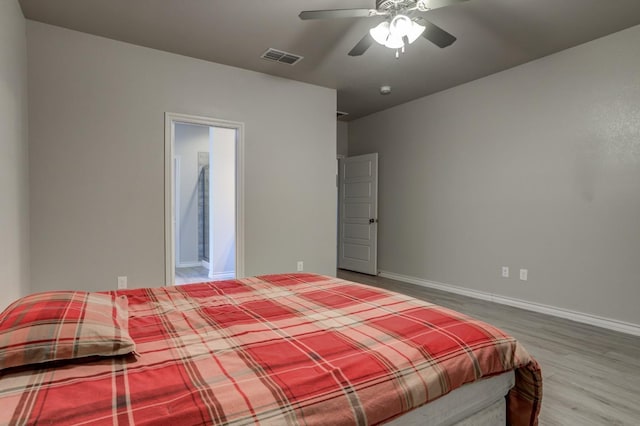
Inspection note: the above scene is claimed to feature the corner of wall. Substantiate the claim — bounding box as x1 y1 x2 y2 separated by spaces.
0 0 30 310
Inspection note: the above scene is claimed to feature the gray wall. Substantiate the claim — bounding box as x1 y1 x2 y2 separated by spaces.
349 25 640 326
0 1 29 310
28 21 337 293
337 121 349 157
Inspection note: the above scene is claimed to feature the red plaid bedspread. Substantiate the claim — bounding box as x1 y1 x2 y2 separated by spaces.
0 274 541 425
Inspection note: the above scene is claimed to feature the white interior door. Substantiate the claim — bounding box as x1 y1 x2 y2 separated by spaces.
338 153 378 275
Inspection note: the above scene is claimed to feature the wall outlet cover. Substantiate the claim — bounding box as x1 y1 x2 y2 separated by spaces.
501 266 509 278
519 269 528 281
117 276 128 289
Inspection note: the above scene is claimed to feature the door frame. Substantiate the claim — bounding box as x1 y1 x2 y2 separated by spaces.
336 154 345 264
173 155 181 267
164 112 245 285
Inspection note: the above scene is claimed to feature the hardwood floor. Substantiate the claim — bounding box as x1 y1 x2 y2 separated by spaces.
337 270 640 426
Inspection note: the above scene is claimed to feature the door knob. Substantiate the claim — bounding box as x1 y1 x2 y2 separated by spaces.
369 218 377 224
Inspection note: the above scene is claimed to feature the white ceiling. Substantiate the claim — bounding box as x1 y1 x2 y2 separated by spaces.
19 0 640 120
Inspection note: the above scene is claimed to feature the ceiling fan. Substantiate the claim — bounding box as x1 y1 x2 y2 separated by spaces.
299 0 467 58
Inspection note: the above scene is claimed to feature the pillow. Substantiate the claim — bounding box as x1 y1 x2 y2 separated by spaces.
0 291 135 370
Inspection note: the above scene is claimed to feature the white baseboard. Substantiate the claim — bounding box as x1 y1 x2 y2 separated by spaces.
378 270 640 337
176 261 203 268
208 271 235 280
201 260 210 269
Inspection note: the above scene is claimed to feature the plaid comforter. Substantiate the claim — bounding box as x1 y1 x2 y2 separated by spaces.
0 274 541 425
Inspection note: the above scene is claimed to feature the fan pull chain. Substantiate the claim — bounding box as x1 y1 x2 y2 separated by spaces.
395 45 406 59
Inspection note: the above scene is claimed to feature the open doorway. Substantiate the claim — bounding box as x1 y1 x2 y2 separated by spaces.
165 113 244 286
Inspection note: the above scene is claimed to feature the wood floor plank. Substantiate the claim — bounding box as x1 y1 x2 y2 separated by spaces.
336 269 640 425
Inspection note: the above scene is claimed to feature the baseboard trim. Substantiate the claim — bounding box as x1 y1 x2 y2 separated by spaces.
176 262 203 268
378 270 640 337
208 271 235 280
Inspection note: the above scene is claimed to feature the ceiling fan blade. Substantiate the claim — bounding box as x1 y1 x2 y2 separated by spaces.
299 9 374 20
348 33 374 56
419 19 457 48
421 0 468 10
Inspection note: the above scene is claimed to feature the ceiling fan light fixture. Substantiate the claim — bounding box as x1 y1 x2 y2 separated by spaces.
369 21 404 49
300 1 460 58
370 15 426 51
384 33 405 49
389 14 412 37
369 21 390 45
407 21 426 44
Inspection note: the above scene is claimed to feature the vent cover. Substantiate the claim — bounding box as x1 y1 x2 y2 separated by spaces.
261 48 304 65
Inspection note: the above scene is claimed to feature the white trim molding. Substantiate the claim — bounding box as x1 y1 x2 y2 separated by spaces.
209 271 236 280
173 156 181 267
378 270 640 337
176 262 203 268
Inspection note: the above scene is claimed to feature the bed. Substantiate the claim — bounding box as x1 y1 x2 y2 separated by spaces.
0 273 542 425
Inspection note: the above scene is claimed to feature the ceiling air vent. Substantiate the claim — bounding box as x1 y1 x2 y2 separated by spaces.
261 48 304 66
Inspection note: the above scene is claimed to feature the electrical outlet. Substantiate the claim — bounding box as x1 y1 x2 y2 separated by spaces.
519 269 528 281
117 276 128 289
297 261 304 272
501 266 509 278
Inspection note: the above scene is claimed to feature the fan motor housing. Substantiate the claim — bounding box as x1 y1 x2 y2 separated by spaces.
376 0 416 10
